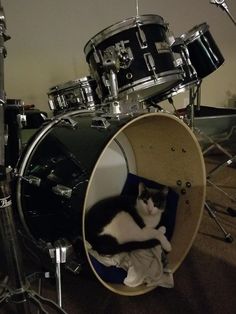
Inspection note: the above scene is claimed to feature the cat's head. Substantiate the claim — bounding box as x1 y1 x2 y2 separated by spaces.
136 182 169 217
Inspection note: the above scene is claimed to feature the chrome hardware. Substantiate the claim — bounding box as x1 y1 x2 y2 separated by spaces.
144 53 158 80
52 184 73 198
21 175 41 187
180 44 198 79
102 46 120 72
92 42 102 64
115 41 133 69
17 113 27 129
91 116 110 129
65 259 82 275
101 47 119 100
48 239 72 308
136 22 147 49
60 116 78 128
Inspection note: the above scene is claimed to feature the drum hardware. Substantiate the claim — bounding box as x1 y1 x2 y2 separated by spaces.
183 82 234 243
91 116 111 129
15 109 206 296
4 99 27 168
84 15 184 105
59 116 79 129
48 239 73 308
0 170 69 313
172 38 198 84
210 0 236 26
101 51 119 101
52 185 73 199
205 201 233 242
21 175 42 187
48 76 99 115
0 3 68 313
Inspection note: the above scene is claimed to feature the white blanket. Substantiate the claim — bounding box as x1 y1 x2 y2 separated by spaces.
88 244 174 288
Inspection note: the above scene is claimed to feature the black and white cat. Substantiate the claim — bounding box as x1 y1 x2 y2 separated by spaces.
85 182 171 255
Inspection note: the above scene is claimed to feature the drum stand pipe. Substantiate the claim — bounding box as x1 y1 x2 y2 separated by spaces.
210 0 236 27
48 239 72 308
186 82 234 242
205 201 233 242
0 3 68 313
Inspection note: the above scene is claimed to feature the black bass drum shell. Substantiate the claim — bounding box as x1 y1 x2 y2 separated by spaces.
16 110 206 296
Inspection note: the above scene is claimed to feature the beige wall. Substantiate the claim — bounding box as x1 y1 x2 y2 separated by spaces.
2 0 236 113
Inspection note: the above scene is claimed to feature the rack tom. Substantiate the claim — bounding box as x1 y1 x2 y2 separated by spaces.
84 15 183 102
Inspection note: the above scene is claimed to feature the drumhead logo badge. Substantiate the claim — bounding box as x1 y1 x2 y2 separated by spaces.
0 196 12 208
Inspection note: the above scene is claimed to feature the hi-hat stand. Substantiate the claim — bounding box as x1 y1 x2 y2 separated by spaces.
0 2 68 313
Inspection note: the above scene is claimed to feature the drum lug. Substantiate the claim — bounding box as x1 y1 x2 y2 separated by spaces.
91 116 110 129
52 184 73 199
59 116 78 128
144 53 158 81
136 23 148 49
21 175 41 187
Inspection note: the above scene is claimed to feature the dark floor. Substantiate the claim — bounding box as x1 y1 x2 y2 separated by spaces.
1 154 236 314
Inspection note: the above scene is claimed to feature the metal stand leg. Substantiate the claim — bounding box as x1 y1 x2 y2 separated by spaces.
205 201 233 242
48 239 72 308
0 169 69 314
184 83 235 243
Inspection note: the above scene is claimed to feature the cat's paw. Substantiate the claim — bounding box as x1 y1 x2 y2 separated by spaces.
161 238 172 252
158 226 166 234
154 230 172 252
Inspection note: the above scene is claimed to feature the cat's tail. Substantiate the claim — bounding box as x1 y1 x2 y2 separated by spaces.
91 235 161 255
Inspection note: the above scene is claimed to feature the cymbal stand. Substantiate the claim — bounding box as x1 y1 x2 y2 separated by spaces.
0 2 68 313
187 82 233 242
210 0 236 27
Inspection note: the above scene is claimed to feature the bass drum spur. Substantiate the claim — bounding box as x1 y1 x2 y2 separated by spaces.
16 110 205 296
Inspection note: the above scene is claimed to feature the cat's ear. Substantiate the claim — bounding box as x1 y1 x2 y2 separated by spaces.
138 182 145 196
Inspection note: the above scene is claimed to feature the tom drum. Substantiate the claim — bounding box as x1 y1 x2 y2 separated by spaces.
84 15 183 102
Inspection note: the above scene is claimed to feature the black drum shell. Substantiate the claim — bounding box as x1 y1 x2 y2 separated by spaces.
16 110 206 296
181 23 224 79
84 15 183 101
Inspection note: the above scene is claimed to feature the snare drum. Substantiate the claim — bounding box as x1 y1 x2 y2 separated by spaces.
84 15 183 102
16 109 205 295
48 76 100 115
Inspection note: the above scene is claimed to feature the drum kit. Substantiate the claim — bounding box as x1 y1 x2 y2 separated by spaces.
0 0 235 313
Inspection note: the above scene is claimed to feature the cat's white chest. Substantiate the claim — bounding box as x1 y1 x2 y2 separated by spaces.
143 214 161 228
100 212 143 244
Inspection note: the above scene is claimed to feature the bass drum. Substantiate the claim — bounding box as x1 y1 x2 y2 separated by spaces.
16 110 205 296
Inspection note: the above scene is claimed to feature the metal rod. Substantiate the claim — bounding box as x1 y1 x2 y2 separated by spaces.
210 0 236 26
55 248 62 308
135 0 140 17
0 3 5 167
